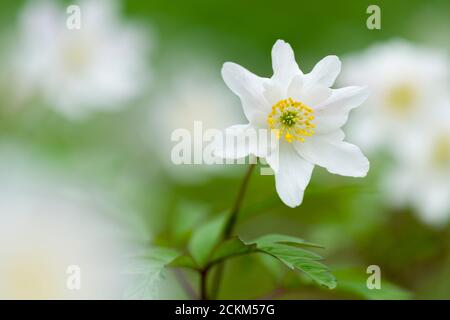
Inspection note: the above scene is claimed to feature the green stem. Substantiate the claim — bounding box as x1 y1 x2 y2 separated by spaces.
210 163 256 299
200 269 208 300
223 163 256 237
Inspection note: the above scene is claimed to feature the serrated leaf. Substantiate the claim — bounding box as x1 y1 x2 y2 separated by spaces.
252 234 324 249
123 247 181 300
123 272 161 300
210 237 257 265
137 247 180 263
258 253 286 281
334 268 411 300
188 214 227 268
261 244 324 265
248 235 337 289
262 245 336 289
168 254 198 270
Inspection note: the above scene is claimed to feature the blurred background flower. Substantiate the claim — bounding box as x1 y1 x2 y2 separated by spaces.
0 145 141 299
383 100 450 227
0 0 449 299
341 40 449 154
148 60 244 184
2 0 151 119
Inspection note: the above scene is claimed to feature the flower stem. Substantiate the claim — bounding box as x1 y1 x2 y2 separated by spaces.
200 269 208 300
210 163 256 299
224 163 256 237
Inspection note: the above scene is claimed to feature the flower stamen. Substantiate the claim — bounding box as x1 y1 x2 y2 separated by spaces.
267 98 315 143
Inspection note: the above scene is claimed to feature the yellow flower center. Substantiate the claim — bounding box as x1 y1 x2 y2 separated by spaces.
63 37 92 73
267 98 315 143
385 84 416 115
432 134 450 169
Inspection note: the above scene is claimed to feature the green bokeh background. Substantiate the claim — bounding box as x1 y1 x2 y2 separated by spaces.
1 0 449 299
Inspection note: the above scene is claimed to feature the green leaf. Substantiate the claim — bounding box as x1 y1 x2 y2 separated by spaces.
210 237 257 265
123 247 180 299
168 254 198 270
137 247 180 262
188 214 227 268
252 234 324 249
334 268 411 300
262 245 336 289
248 234 337 289
258 253 286 281
171 201 209 245
260 244 323 267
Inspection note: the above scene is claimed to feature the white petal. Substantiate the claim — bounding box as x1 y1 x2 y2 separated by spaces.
287 75 304 100
213 124 270 159
287 75 331 107
274 143 314 207
294 131 369 177
306 55 341 87
314 86 369 134
300 83 332 107
221 62 269 125
265 143 280 173
271 40 302 89
263 81 284 105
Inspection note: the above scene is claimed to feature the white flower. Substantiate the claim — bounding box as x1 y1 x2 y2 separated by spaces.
215 40 369 207
149 65 244 183
341 40 449 154
0 149 136 299
384 100 450 227
7 0 150 119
